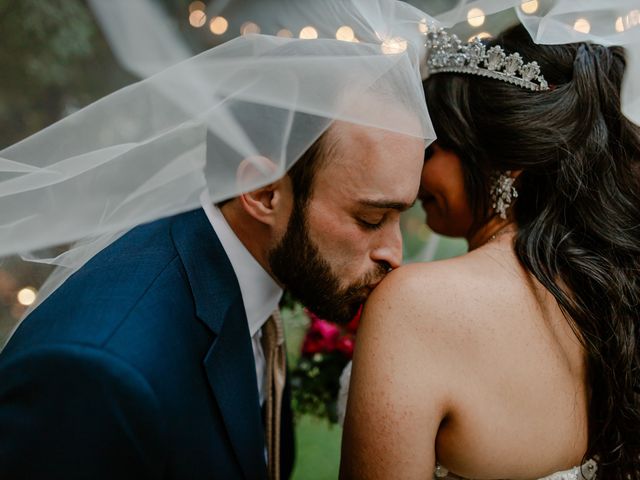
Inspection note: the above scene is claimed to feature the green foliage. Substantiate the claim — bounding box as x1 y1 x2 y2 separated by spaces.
291 352 349 424
0 0 135 146
0 0 95 92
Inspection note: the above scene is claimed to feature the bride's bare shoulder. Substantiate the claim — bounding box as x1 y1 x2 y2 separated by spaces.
363 255 490 336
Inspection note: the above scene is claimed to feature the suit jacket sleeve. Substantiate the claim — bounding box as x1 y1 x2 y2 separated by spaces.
0 343 167 479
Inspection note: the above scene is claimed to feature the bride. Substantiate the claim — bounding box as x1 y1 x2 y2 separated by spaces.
340 25 640 479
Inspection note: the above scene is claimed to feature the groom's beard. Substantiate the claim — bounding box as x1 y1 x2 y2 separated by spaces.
268 201 387 325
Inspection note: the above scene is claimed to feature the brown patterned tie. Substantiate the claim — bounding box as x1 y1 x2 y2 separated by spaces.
261 310 286 480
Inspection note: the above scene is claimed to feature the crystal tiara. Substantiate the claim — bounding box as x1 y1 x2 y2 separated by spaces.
425 27 550 92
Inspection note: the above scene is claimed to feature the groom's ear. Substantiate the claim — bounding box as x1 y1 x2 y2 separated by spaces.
239 175 293 227
236 155 293 227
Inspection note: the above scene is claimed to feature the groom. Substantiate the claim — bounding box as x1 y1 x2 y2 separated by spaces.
0 120 424 479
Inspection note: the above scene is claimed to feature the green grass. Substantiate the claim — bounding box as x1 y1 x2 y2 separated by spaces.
292 416 342 480
282 306 342 479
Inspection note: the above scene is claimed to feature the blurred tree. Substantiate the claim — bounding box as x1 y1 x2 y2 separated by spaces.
0 0 135 146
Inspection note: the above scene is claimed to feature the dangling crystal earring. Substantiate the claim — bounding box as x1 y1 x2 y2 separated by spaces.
489 171 518 220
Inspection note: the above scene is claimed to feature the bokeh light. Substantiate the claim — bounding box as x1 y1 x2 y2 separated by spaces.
381 37 407 55
240 21 260 35
17 287 37 307
189 10 207 28
520 1 539 15
299 26 319 39
573 18 591 34
626 10 640 29
467 8 485 27
468 32 492 42
277 28 293 38
188 1 205 13
614 10 640 33
209 16 228 35
336 26 355 42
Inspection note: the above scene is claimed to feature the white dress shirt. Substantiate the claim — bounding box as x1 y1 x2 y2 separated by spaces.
200 190 283 405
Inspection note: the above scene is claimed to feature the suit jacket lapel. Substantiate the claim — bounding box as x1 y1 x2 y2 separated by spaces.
171 209 267 480
205 300 268 480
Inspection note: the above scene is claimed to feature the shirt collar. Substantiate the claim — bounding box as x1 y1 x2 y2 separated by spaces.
200 190 283 337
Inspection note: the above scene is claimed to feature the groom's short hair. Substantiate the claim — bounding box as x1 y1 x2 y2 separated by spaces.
215 127 334 209
286 128 337 208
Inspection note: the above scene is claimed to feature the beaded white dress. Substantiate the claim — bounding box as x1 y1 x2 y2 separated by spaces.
337 362 598 480
432 460 597 480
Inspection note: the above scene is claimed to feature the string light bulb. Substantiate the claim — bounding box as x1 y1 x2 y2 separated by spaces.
277 29 293 38
614 10 639 33
240 21 260 35
381 37 407 55
336 26 355 42
209 16 228 35
17 287 37 306
467 8 485 27
573 18 591 34
468 32 492 42
188 1 205 13
189 10 207 28
520 1 539 15
299 26 319 39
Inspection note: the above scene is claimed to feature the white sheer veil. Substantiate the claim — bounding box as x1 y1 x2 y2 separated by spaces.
0 0 436 346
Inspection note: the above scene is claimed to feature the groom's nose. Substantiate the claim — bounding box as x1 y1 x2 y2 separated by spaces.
369 227 402 270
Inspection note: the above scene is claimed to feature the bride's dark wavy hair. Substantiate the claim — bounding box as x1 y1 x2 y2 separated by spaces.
423 24 640 478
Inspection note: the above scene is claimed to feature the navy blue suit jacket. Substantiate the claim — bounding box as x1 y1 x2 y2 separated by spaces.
0 209 295 479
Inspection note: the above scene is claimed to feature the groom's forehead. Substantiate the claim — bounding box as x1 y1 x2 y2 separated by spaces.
310 126 421 202
320 121 408 175
321 122 383 169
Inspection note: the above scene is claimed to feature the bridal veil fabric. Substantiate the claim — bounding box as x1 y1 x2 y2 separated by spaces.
0 0 433 259
1 0 640 344
0 0 435 340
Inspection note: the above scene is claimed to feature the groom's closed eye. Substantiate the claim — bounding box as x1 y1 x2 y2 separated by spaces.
358 199 415 212
358 217 385 230
354 199 415 231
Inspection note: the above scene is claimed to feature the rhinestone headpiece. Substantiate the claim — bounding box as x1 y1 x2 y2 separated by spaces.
425 28 549 92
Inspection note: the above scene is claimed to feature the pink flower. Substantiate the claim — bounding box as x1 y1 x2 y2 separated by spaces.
301 318 340 355
336 334 355 358
345 305 363 334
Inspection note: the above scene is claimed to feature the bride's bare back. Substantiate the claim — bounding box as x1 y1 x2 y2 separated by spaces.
341 232 589 479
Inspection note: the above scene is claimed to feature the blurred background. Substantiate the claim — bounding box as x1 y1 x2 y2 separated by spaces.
0 0 537 477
